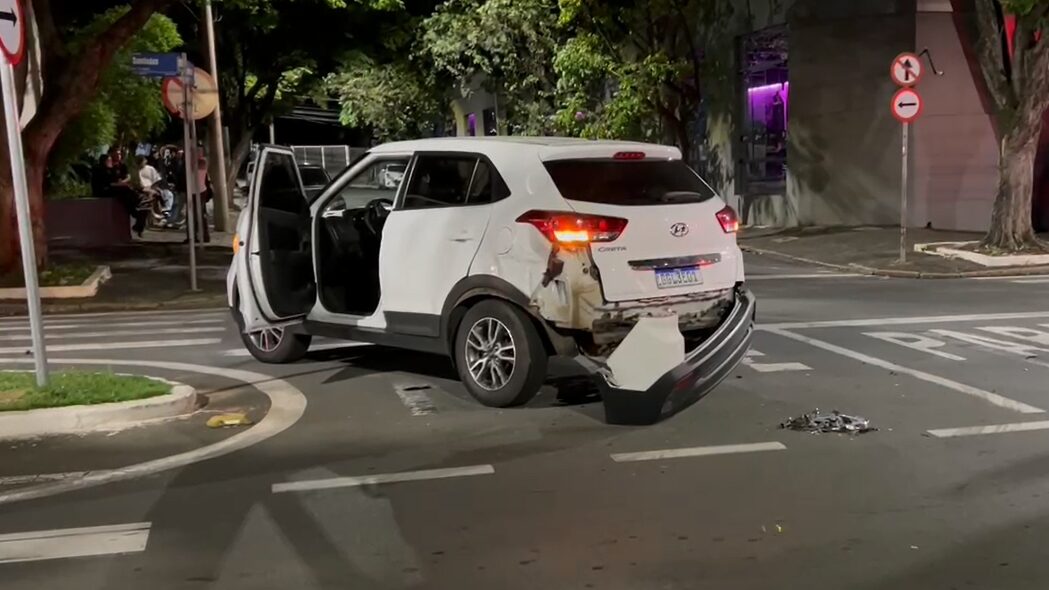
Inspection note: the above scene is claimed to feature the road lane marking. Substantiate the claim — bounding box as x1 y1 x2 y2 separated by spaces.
745 350 765 357
970 276 1049 284
0 359 306 506
742 360 812 373
747 273 866 281
272 465 495 493
927 420 1049 438
864 332 966 361
222 341 371 357
0 318 225 333
0 338 223 355
765 328 1044 414
0 327 225 342
611 442 787 463
763 311 1049 330
0 522 150 564
393 383 437 416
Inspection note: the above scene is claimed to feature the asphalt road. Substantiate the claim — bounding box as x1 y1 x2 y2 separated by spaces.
4 253 1049 589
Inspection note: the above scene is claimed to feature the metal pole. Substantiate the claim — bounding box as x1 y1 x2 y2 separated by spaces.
180 55 198 291
202 0 230 232
269 121 275 144
900 122 909 263
1 61 47 387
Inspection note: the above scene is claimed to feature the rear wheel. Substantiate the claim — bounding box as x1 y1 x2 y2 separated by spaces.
454 300 548 408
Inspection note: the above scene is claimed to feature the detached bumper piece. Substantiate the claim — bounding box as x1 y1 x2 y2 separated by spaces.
599 286 755 426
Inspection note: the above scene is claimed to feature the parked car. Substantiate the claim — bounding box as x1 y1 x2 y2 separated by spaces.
228 137 754 425
297 163 331 198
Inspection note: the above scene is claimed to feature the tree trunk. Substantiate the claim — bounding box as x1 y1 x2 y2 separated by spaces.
225 126 253 200
982 132 1043 251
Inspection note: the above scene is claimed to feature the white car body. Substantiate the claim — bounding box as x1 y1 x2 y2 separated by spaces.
228 137 754 424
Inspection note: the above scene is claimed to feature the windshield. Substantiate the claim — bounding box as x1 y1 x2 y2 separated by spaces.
544 159 717 206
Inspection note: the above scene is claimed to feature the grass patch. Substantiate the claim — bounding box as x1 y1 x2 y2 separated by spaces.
0 263 98 288
0 371 171 412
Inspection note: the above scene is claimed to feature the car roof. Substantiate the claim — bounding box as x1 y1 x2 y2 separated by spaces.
370 136 681 160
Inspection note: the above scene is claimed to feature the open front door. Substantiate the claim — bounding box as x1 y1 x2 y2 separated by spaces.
246 146 316 322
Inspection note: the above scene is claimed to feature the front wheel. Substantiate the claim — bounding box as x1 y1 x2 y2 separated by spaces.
454 300 548 408
239 325 312 364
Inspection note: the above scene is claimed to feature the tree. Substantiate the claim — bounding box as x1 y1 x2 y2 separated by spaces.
49 10 181 181
553 0 734 163
973 0 1049 251
418 0 562 135
0 0 177 273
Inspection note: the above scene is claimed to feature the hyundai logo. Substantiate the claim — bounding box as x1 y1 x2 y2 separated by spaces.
669 223 689 237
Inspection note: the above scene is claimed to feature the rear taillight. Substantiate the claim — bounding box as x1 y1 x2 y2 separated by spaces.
517 210 628 245
716 206 739 233
613 151 646 160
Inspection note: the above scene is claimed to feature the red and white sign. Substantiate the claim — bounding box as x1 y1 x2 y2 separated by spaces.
891 88 923 123
0 0 24 66
891 52 922 87
161 68 218 120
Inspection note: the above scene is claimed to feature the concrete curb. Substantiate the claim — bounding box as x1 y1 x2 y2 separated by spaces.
0 266 112 300
0 379 198 440
740 245 1049 279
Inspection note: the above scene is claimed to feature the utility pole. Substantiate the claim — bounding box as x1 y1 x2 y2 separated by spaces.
202 0 230 231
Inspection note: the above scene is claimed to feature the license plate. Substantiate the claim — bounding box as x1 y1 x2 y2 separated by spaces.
655 266 702 289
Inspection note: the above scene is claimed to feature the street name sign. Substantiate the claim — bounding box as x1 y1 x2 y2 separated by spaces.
131 52 180 77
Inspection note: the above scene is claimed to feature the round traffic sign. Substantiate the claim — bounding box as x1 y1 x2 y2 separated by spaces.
0 0 25 66
891 88 923 123
161 68 218 120
891 52 922 87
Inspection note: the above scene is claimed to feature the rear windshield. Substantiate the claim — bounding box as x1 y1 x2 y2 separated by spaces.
543 159 717 206
299 167 330 186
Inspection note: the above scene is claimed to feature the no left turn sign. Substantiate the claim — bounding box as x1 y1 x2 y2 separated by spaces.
892 88 923 123
891 52 922 87
0 0 23 65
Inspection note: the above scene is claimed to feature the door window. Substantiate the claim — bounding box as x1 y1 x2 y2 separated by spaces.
465 159 510 204
258 152 305 214
403 155 477 209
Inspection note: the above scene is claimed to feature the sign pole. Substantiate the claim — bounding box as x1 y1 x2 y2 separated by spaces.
900 122 909 263
0 61 47 386
179 54 198 291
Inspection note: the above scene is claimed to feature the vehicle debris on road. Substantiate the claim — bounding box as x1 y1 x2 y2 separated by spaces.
779 409 877 434
206 413 253 428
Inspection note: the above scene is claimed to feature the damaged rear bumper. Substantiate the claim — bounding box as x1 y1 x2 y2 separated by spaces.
584 285 756 425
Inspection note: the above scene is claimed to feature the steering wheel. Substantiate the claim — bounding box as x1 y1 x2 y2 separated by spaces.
363 198 393 237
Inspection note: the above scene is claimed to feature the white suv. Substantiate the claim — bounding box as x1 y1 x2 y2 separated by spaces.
228 137 754 424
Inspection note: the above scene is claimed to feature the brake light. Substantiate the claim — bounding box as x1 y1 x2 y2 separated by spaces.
716 206 739 233
613 151 646 160
517 210 628 245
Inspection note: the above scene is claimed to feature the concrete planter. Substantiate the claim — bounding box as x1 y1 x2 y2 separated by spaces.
0 266 112 300
0 380 198 439
915 242 1049 268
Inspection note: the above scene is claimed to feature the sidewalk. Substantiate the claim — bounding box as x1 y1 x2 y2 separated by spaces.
0 234 232 316
739 226 1049 278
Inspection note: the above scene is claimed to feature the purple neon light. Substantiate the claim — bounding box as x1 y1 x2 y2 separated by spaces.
747 81 789 94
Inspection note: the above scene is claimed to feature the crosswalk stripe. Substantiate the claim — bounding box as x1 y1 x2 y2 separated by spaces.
0 327 225 342
0 308 226 324
0 318 225 333
0 522 150 564
222 341 370 357
0 338 223 355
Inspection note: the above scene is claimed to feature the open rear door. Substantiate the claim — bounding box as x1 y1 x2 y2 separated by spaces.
245 146 316 323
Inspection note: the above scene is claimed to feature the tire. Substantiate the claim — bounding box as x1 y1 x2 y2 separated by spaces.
232 300 312 364
454 300 548 408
